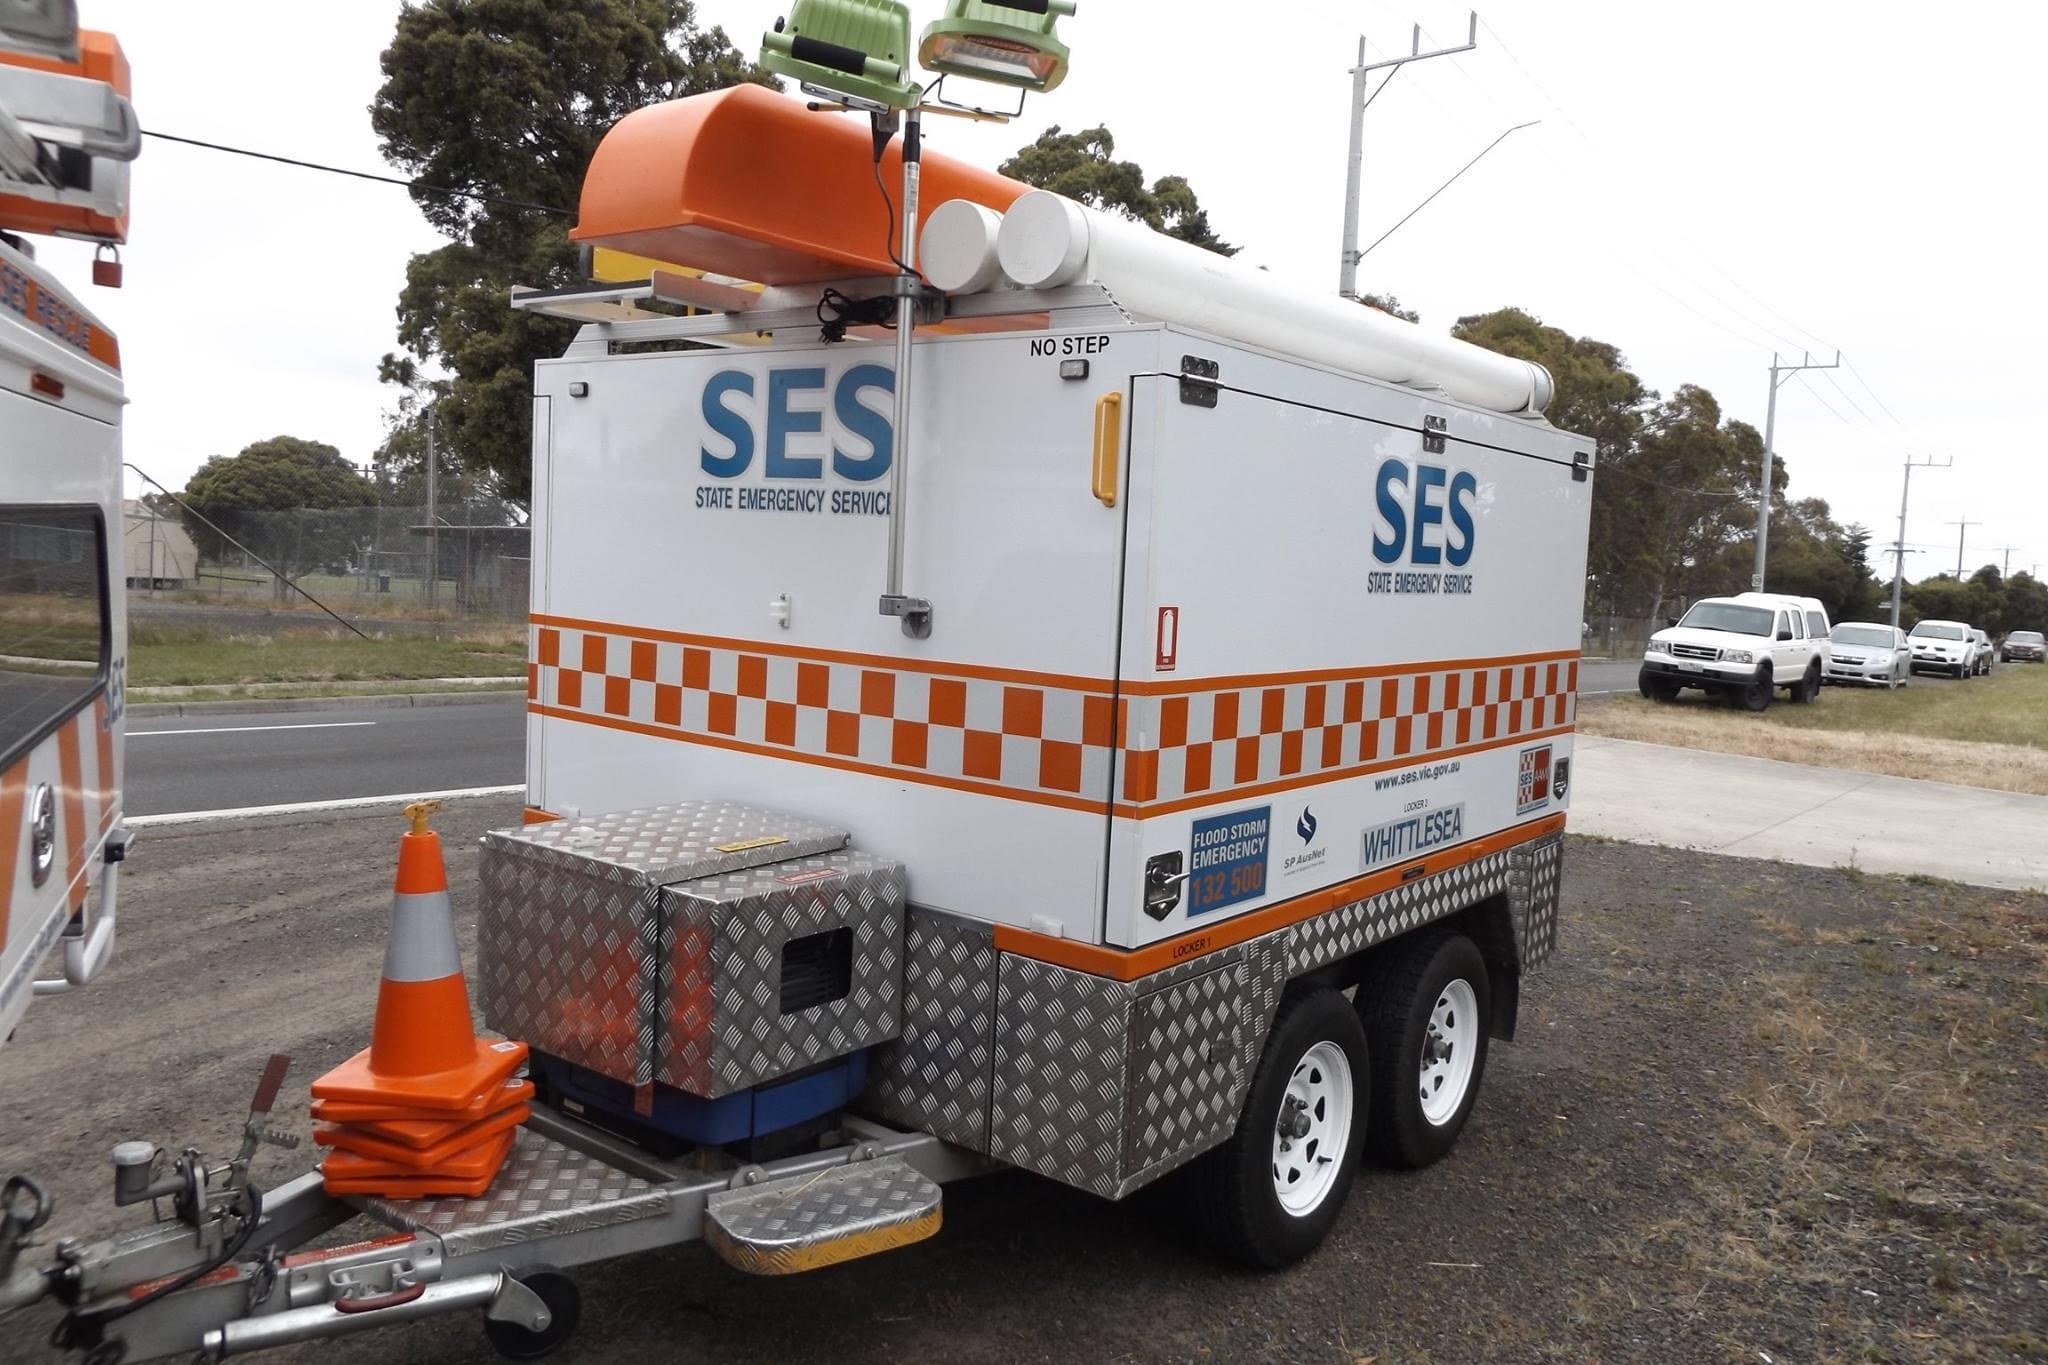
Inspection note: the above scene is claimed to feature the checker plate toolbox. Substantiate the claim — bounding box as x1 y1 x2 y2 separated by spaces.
476 801 898 1097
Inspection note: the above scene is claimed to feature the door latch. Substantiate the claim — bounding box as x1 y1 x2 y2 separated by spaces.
1144 852 1187 921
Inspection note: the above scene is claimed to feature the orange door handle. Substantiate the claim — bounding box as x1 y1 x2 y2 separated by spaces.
1092 392 1123 507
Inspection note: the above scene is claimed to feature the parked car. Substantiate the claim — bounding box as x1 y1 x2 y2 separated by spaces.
2001 629 2045 663
1907 619 1975 678
1824 622 1910 688
1969 628 1995 676
1639 592 1830 711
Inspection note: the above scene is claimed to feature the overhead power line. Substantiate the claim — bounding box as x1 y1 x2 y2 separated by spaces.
140 130 575 218
1471 15 1924 449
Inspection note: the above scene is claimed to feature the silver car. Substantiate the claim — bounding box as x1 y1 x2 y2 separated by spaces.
1824 622 1910 688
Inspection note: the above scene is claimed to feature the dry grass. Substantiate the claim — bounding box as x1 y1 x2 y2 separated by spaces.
1600 884 2048 1363
1582 699 2048 796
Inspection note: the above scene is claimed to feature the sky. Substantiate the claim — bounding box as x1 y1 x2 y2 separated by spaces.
34 0 2048 584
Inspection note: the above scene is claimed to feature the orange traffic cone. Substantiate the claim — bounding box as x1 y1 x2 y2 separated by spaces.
310 803 529 1199
310 802 529 1112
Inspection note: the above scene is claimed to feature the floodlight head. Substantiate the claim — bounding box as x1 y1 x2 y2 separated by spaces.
919 0 1074 94
0 0 81 62
761 0 920 112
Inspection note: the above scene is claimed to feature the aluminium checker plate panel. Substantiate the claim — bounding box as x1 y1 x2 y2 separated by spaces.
657 851 906 1098
355 1128 671 1259
987 927 1291 1199
476 802 849 1086
865 907 999 1150
1507 832 1565 971
1287 847 1518 977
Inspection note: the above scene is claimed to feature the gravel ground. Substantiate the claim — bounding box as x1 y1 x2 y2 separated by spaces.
3 804 2042 1364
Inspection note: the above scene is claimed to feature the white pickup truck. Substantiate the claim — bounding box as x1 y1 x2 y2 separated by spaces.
1638 592 1831 711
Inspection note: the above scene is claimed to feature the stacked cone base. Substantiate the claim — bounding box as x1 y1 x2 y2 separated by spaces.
310 1035 529 1113
311 1078 535 1131
320 1128 517 1199
316 1105 529 1169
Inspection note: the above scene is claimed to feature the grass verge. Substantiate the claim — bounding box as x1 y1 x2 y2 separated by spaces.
0 621 523 690
1581 663 2048 795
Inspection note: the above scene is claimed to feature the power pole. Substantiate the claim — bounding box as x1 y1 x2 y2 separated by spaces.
425 405 439 610
1890 454 1950 631
1337 12 1477 300
1753 350 1842 589
1946 518 1981 580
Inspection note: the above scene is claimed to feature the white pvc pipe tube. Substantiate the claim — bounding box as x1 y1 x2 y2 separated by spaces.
919 200 1008 294
988 190 1553 416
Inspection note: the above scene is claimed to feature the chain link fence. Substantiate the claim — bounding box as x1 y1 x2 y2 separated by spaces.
136 500 531 623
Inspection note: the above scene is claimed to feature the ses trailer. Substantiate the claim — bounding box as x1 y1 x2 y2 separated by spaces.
2 47 1593 1365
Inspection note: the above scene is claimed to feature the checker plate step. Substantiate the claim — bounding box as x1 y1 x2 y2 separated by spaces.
704 1157 941 1275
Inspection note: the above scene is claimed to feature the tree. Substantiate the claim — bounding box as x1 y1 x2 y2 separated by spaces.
1001 126 1236 254
372 0 771 500
182 437 376 597
1358 293 1419 323
1452 309 1655 623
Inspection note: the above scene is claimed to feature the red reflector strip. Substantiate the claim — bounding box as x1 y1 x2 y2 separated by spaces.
30 372 64 400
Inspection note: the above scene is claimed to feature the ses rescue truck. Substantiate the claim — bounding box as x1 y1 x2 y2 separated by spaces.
0 5 133 1049
1 14 1593 1360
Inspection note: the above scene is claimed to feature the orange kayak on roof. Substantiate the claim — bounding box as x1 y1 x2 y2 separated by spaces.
572 84 1029 285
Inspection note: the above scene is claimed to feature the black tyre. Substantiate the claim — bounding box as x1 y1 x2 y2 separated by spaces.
1735 668 1773 712
1637 667 1679 702
1356 934 1492 1169
1788 661 1821 704
1184 986 1369 1269
485 1267 581 1360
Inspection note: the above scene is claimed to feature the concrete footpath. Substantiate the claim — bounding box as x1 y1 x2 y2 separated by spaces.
1571 735 2048 893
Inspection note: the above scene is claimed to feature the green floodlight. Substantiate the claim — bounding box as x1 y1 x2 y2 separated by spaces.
761 0 921 111
919 0 1075 94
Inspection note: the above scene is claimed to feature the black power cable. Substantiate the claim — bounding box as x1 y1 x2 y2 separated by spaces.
140 130 574 218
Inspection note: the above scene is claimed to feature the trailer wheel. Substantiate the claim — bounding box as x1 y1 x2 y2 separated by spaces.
1184 986 1368 1269
484 1267 581 1360
1356 933 1492 1169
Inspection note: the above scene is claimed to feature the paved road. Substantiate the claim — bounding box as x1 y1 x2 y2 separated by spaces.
1576 657 1640 695
124 697 524 817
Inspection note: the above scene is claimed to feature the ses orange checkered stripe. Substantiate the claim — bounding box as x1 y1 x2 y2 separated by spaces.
528 615 1576 818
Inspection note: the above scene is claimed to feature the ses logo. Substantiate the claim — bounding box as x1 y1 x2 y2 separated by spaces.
1367 459 1480 599
1516 744 1554 815
1281 806 1328 880
694 364 896 518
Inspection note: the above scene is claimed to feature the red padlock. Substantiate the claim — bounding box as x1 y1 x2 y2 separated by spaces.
92 244 123 289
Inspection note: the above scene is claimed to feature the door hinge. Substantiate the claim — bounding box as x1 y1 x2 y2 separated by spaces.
1572 449 1592 483
1179 355 1219 408
1423 414 1449 455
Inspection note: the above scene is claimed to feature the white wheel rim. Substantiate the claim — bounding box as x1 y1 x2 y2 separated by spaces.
1419 979 1480 1127
1271 1039 1353 1217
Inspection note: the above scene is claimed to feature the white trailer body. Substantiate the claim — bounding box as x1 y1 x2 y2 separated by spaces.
503 286 1590 1201
527 322 1586 954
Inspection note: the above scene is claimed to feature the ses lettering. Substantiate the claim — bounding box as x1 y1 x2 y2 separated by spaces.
701 365 894 482
1372 459 1478 568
